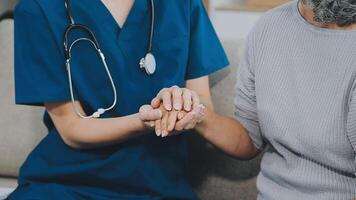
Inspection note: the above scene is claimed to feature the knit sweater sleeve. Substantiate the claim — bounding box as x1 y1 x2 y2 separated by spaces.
234 26 265 150
347 82 356 166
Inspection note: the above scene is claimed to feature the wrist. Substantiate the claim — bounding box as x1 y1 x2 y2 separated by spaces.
195 107 215 137
131 113 149 132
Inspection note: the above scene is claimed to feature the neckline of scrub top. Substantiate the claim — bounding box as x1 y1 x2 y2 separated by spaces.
97 0 136 29
93 0 150 41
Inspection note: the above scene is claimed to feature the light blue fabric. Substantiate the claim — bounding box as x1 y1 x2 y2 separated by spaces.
10 0 229 199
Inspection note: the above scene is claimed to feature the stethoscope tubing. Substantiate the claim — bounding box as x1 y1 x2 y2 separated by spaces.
63 0 155 118
65 38 118 119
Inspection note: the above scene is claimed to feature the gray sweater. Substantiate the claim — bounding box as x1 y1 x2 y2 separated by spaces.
234 1 356 199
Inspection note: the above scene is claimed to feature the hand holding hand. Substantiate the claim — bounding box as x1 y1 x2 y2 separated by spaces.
152 104 205 137
139 86 206 136
151 86 206 137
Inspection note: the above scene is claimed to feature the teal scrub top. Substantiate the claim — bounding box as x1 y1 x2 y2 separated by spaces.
9 0 229 199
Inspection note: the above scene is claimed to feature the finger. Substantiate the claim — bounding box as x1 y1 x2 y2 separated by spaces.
151 97 161 108
155 88 172 110
182 89 192 112
175 112 195 131
161 89 173 111
147 109 163 121
191 91 200 109
185 121 197 130
150 121 155 127
155 120 162 137
139 105 162 121
139 105 153 121
171 86 183 111
195 104 206 123
183 112 200 130
161 111 169 137
167 111 178 132
175 105 205 131
144 121 155 128
182 105 206 130
177 110 187 120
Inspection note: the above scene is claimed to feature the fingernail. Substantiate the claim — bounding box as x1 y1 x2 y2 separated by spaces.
156 129 161 136
162 130 167 137
174 103 180 110
165 104 172 111
185 106 191 111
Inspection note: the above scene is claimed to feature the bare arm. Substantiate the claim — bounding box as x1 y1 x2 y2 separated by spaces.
45 101 161 149
186 77 260 160
195 108 259 160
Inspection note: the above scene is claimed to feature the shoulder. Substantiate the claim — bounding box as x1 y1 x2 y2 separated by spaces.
264 1 297 18
15 0 62 16
254 1 296 30
190 0 204 6
189 0 206 12
156 0 204 11
248 1 296 43
15 0 41 15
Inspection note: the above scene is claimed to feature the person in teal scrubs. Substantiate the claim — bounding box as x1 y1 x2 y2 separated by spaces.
8 0 228 199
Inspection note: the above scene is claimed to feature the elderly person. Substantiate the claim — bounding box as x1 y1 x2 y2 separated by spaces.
149 0 356 199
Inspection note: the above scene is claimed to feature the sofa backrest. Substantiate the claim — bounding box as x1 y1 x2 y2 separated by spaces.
0 19 47 178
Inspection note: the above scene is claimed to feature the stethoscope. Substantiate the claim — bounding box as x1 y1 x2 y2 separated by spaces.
63 0 156 119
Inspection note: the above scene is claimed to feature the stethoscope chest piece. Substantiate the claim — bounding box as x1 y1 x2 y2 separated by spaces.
140 52 156 75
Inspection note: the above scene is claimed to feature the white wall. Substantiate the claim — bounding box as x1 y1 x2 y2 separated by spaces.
211 11 263 39
209 0 264 40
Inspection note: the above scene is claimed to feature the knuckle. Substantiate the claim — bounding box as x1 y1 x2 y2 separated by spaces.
182 90 191 98
160 88 169 95
163 95 171 102
139 106 145 113
175 125 183 131
167 125 174 132
173 88 182 95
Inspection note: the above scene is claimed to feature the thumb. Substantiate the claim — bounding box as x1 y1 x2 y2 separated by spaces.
139 105 162 121
147 109 163 121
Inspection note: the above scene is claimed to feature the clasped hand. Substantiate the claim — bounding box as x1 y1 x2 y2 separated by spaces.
139 86 206 137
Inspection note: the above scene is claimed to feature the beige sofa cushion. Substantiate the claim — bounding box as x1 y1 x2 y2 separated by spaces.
210 39 242 117
190 39 261 200
0 19 46 177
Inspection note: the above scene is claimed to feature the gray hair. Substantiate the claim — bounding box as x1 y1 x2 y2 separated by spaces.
302 0 356 26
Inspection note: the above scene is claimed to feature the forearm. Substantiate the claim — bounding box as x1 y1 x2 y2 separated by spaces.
57 113 148 149
195 108 259 160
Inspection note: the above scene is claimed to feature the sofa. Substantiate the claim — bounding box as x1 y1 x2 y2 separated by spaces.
0 13 262 200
